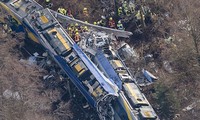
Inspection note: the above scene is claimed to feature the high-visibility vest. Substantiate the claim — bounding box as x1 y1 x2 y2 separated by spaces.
136 11 141 20
123 2 127 8
118 8 123 16
62 9 67 15
117 23 124 30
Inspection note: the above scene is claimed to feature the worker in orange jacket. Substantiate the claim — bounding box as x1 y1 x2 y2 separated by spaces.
108 17 116 29
74 32 80 42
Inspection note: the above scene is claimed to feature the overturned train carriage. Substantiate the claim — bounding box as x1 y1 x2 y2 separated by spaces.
0 0 119 119
92 48 158 120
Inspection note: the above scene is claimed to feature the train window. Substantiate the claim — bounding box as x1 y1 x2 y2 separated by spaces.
137 98 142 102
52 31 57 35
61 49 72 57
74 64 83 72
40 15 49 24
69 55 74 61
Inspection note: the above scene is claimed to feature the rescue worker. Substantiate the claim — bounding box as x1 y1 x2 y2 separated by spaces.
136 10 142 21
117 20 125 30
108 17 116 29
83 7 89 17
122 1 128 9
99 16 106 26
67 27 73 37
57 7 67 15
70 23 75 31
3 23 8 32
74 32 80 42
118 7 123 16
129 1 135 13
75 23 82 31
145 10 153 25
3 23 12 33
123 6 129 16
75 28 79 33
67 9 73 18
97 21 100 26
75 23 79 27
82 26 89 32
45 0 50 5
135 10 145 26
45 0 53 8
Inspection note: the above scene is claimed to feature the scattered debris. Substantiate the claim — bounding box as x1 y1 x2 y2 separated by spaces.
3 89 21 100
118 43 139 62
163 61 174 73
142 69 158 83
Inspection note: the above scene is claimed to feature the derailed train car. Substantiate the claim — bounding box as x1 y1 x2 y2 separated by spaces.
0 0 119 119
91 43 158 119
0 0 159 119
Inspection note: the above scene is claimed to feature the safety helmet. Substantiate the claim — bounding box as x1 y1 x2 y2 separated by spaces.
68 27 72 30
75 23 79 26
124 1 127 4
97 21 100 24
84 21 88 23
119 7 122 10
109 17 113 20
75 32 79 35
75 29 78 32
93 22 97 25
84 26 88 29
118 20 121 24
83 7 87 11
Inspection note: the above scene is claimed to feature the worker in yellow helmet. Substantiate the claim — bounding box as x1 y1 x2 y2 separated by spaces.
68 27 72 32
45 0 50 3
57 7 67 15
67 27 73 37
45 0 53 8
122 1 128 8
75 23 81 31
83 7 89 17
82 26 89 32
117 20 125 30
57 8 61 13
75 23 79 27
118 7 123 16
74 32 80 42
75 28 79 33
62 8 67 15
108 17 116 28
136 10 142 20
93 22 97 25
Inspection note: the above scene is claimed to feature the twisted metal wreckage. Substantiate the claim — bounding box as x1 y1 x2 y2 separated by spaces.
0 0 159 119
